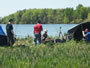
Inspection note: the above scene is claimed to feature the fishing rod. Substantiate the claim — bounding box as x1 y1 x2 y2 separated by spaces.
59 26 61 38
59 26 65 40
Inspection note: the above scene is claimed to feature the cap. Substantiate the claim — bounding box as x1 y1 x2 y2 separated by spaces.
9 19 13 22
44 29 48 32
37 20 41 23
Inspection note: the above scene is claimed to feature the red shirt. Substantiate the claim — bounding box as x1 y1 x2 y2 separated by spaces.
34 24 43 33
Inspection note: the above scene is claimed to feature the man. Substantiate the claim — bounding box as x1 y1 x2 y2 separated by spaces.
82 28 90 41
41 29 54 44
34 20 43 44
42 29 48 42
6 19 15 45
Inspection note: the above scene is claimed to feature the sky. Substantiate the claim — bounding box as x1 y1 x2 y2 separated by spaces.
0 0 89 17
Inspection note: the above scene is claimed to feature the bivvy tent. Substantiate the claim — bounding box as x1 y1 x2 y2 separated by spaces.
67 22 90 41
0 25 7 45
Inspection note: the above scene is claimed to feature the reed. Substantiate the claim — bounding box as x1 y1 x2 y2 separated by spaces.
0 37 89 68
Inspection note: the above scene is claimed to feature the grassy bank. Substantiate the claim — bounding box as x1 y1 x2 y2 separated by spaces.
0 37 89 68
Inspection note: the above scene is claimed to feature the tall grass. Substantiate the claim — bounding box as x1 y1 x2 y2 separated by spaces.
0 37 89 68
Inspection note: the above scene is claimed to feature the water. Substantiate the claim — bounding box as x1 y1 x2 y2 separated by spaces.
1 24 78 38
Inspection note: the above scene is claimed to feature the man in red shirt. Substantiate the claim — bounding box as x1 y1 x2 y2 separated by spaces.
34 20 43 44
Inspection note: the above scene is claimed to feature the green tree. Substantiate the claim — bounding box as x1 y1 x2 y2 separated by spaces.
64 17 69 24
80 7 88 19
87 12 90 21
0 4 90 24
64 8 74 23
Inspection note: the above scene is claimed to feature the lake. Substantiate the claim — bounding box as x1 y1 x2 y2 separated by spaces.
1 24 78 38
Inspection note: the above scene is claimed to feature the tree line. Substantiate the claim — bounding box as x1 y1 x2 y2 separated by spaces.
0 4 90 24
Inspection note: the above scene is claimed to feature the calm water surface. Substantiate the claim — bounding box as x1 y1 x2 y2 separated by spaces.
1 24 78 38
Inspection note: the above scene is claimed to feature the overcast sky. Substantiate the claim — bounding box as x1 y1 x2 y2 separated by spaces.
0 0 89 17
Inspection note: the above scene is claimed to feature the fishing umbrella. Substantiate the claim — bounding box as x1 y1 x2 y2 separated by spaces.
68 22 90 40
